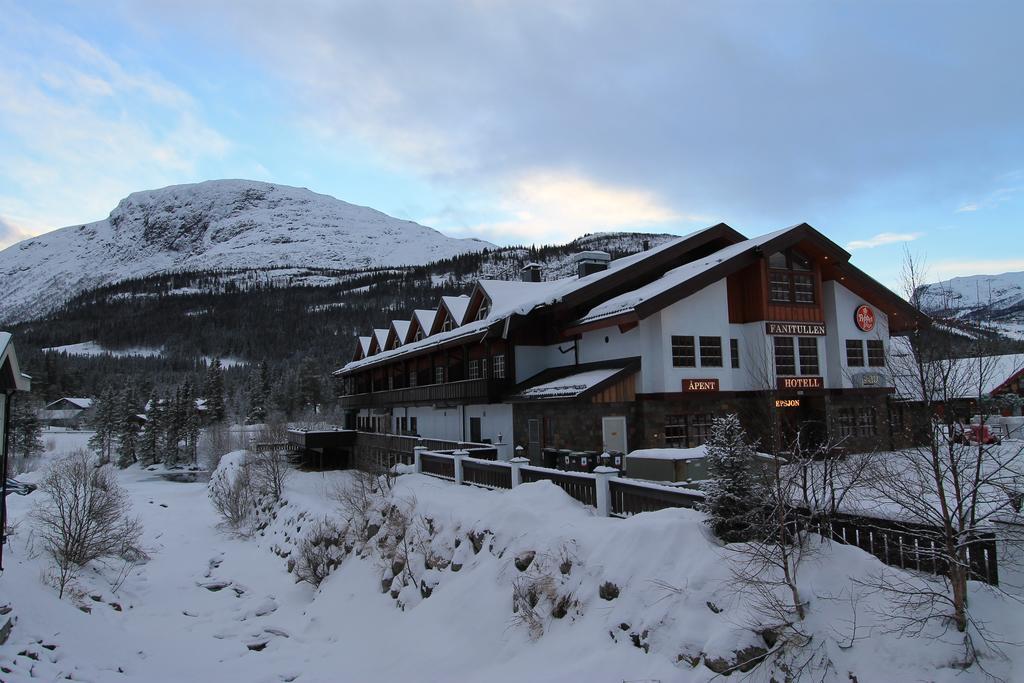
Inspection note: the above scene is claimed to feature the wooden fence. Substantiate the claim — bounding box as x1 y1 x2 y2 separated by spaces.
520 466 598 507
462 458 512 490
411 449 1000 586
609 478 704 516
799 511 999 585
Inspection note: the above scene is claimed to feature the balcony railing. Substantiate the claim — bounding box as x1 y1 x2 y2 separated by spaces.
339 377 505 408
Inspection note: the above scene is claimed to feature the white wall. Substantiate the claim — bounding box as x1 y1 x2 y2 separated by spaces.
822 280 891 389
462 403 514 446
388 403 514 446
515 343 575 383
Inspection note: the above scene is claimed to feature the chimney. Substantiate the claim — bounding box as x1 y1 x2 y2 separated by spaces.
520 262 542 282
573 250 611 278
642 239 650 250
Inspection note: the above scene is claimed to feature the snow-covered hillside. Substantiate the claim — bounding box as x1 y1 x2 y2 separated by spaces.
918 271 1024 340
0 180 493 322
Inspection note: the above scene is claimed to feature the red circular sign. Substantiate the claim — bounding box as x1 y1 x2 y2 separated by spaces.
855 305 875 332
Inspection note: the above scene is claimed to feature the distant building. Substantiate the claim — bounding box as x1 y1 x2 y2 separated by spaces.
336 223 925 465
39 397 96 429
2 331 33 567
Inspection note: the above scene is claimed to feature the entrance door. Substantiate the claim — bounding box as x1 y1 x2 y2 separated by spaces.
602 416 628 454
469 417 482 443
528 419 542 464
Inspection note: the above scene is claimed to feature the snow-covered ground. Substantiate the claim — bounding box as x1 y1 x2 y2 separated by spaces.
3 450 1024 681
40 341 163 359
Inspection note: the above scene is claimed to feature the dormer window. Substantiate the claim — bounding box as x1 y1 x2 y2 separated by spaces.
442 317 454 332
390 339 400 350
414 330 424 341
768 248 815 304
475 299 491 321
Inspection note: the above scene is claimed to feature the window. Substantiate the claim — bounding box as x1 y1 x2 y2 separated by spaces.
492 353 506 379
672 335 696 367
435 366 445 384
468 359 480 379
390 339 400 350
475 300 490 321
388 375 394 390
699 336 723 367
414 330 424 341
834 407 877 437
867 340 885 367
846 340 865 367
665 414 716 448
774 337 796 375
481 357 488 379
409 417 418 434
441 316 454 332
408 370 418 387
730 338 740 369
798 337 819 375
767 248 816 304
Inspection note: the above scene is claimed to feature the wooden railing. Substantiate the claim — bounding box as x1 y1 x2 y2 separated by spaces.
339 378 503 408
462 458 512 490
520 466 597 507
609 479 704 516
798 511 999 586
421 453 455 480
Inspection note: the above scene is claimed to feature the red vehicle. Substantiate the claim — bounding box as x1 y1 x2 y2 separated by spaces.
967 424 1001 445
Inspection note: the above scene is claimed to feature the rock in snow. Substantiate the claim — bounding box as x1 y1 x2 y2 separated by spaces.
0 179 493 323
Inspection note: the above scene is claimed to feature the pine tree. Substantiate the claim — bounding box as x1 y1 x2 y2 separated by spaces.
246 362 270 424
88 386 118 465
203 357 226 422
699 414 764 543
115 389 139 468
181 380 200 466
9 395 44 461
138 392 160 466
161 389 182 466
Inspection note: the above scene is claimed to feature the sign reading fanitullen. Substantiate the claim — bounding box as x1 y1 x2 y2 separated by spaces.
765 321 826 336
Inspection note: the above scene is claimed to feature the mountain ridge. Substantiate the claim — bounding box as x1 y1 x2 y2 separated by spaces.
0 179 493 324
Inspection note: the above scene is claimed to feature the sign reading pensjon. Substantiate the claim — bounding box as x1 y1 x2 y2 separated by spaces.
765 321 826 336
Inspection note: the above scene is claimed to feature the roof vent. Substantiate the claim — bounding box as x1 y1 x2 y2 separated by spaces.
521 262 542 282
573 250 611 278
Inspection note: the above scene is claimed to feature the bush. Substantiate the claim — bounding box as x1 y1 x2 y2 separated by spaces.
32 451 145 598
208 454 255 533
294 518 348 587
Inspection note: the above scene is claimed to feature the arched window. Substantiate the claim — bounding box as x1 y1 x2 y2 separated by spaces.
768 248 815 304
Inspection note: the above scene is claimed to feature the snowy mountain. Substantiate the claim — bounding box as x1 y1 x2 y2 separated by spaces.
0 180 492 323
917 270 1024 341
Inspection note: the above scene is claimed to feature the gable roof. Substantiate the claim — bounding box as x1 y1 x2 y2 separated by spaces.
352 336 372 361
0 332 32 392
441 296 471 326
367 328 389 355
387 320 411 349
566 223 924 335
408 310 438 343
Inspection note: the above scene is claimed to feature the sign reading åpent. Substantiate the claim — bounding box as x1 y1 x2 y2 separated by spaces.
777 376 823 390
682 378 720 392
765 321 826 336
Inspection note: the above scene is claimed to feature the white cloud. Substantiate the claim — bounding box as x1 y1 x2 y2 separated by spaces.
458 171 696 244
0 6 230 241
846 231 924 250
955 185 1022 213
931 259 1024 278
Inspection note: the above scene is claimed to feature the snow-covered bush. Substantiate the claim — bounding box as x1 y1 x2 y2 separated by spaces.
32 450 145 598
294 518 348 587
700 414 764 542
208 451 256 533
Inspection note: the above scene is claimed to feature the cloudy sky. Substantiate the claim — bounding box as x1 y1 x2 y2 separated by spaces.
1 1 1022 286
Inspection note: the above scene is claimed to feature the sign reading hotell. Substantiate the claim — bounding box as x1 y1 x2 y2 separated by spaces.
683 378 720 392
777 376 823 390
765 321 826 336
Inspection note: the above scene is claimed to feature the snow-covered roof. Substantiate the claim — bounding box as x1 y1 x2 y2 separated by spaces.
626 446 776 461
45 397 94 410
410 309 438 341
372 329 389 353
512 368 623 400
390 320 410 345
358 336 372 356
440 296 471 326
890 342 1024 401
0 331 32 391
576 227 792 325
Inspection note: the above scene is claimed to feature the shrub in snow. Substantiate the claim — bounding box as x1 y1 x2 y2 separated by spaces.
699 414 764 543
32 450 145 598
294 518 348 588
249 447 291 502
208 452 256 533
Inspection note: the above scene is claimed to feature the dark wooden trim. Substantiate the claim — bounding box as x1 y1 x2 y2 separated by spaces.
561 311 640 337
